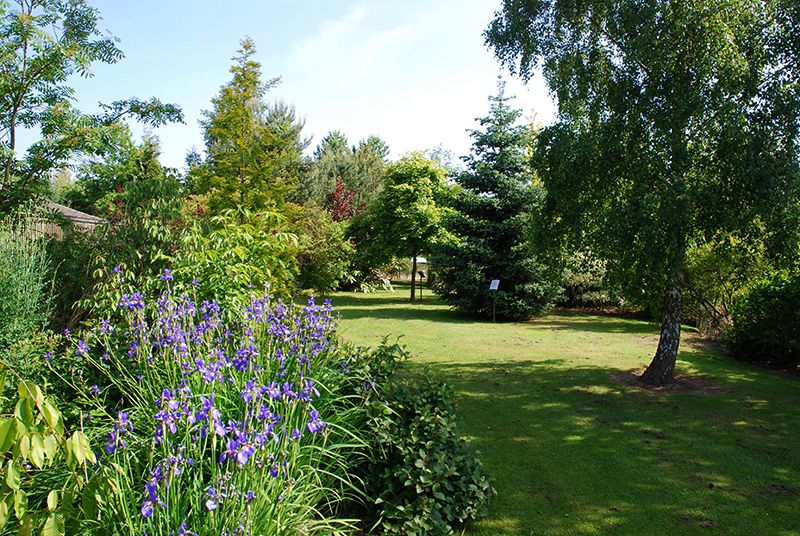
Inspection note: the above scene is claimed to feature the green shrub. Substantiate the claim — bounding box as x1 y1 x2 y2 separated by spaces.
729 271 800 370
0 379 97 534
683 234 771 338
365 370 494 534
295 206 354 293
169 208 299 307
48 159 186 329
0 211 52 361
559 251 622 308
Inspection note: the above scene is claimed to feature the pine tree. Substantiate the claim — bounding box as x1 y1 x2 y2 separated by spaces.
431 80 558 320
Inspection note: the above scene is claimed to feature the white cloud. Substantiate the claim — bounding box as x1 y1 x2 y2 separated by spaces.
276 0 556 159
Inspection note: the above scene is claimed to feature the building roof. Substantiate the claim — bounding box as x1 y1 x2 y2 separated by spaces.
45 201 105 227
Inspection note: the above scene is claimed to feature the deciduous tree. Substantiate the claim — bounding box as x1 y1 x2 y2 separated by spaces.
0 0 182 211
354 153 451 302
486 0 800 384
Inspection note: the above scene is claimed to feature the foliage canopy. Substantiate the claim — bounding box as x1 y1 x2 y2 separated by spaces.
486 0 800 383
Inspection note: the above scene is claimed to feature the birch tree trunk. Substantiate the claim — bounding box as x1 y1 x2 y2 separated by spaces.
640 283 682 386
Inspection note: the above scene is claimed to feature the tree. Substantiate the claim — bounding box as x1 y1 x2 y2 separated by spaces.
349 135 390 206
293 205 354 293
193 38 305 213
296 131 389 210
49 133 186 326
355 153 451 302
0 0 182 212
431 80 559 320
326 176 364 222
486 0 800 384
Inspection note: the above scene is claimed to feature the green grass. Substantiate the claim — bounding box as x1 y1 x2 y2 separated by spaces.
331 285 800 536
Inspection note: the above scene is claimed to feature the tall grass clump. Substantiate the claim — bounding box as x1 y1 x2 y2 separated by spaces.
56 270 370 534
0 209 52 362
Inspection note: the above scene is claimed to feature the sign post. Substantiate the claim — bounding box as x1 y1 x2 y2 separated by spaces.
489 279 500 322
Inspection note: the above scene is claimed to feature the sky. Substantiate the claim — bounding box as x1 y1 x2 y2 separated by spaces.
39 0 557 170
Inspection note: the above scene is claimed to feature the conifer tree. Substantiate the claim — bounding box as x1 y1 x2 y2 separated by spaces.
432 80 559 320
193 38 305 213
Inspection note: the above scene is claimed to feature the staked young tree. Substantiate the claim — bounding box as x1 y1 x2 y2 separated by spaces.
431 80 559 321
0 0 182 212
486 0 800 384
193 38 306 214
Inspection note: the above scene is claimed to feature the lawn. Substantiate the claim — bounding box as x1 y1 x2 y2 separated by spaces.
330 285 800 536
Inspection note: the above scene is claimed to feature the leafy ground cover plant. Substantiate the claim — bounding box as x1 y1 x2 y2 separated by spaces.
359 345 495 534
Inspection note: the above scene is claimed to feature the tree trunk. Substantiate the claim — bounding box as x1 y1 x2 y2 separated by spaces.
640 283 682 386
410 256 417 303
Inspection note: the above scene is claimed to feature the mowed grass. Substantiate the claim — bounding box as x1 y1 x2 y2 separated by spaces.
330 285 800 536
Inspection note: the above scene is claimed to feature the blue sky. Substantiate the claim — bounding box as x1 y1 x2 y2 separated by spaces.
62 0 556 169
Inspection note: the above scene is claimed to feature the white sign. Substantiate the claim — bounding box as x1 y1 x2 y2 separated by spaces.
489 279 500 291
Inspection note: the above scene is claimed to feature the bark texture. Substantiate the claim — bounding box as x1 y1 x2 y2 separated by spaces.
641 284 682 386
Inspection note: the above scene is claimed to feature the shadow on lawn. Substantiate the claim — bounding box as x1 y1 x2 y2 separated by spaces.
333 293 663 334
423 360 800 535
534 311 659 335
331 292 471 324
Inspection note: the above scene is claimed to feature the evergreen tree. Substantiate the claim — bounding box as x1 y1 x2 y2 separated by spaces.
295 131 388 210
431 80 559 320
192 38 304 213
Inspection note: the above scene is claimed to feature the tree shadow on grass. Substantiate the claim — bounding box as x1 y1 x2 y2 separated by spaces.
333 293 666 334
331 293 471 324
419 360 800 536
533 314 660 336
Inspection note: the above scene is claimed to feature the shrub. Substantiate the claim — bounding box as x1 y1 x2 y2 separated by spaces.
48 161 186 329
0 379 96 534
559 251 622 308
169 208 299 308
729 271 800 370
365 370 494 534
295 206 354 294
683 234 770 338
0 210 52 362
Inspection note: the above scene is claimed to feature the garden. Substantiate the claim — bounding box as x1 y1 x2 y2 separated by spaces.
1 1 799 535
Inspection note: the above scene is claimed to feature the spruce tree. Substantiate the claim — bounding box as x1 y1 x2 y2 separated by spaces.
431 80 558 320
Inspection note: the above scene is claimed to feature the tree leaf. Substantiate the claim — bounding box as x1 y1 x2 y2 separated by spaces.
46 490 58 512
0 493 11 531
70 432 95 466
5 461 20 491
14 399 34 430
17 382 43 406
17 435 30 461
17 513 33 536
41 401 63 434
0 419 17 452
14 489 27 520
43 435 58 461
29 435 45 469
42 512 65 536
